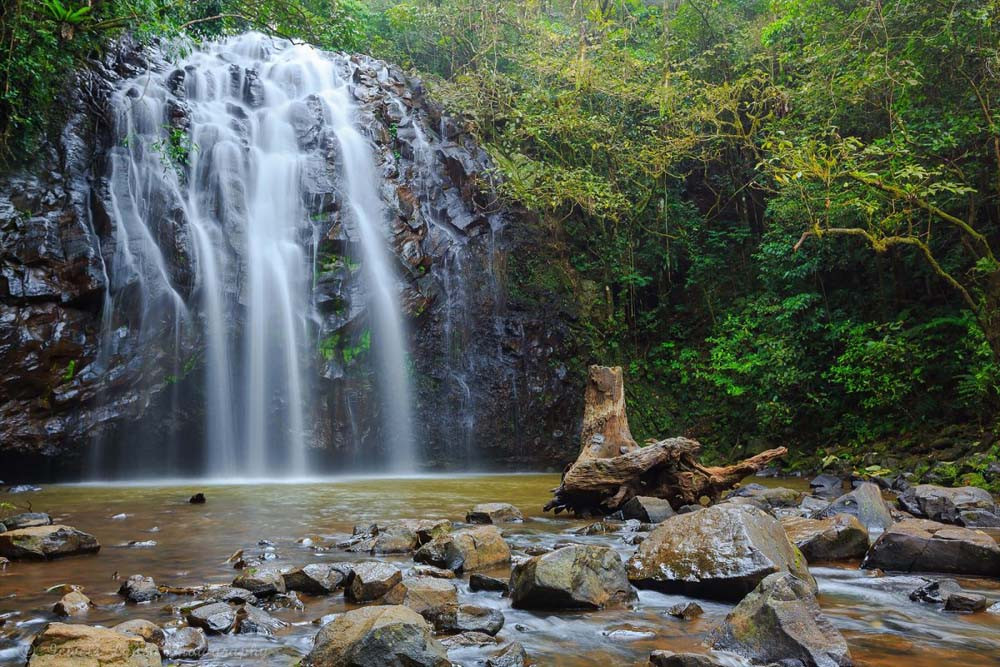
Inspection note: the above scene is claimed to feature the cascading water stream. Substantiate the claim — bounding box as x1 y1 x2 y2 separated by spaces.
89 33 415 478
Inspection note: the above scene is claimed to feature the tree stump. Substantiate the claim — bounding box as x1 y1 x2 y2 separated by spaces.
545 365 787 516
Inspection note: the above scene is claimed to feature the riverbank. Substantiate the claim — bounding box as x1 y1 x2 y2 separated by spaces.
2 475 1000 666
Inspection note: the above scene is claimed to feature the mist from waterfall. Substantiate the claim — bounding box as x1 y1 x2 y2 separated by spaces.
89 33 415 478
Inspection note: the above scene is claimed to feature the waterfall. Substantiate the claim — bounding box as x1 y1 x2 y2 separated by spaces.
90 33 415 478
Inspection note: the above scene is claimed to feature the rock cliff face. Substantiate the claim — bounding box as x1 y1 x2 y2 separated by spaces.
0 36 579 478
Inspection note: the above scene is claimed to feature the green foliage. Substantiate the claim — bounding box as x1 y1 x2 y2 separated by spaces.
0 0 369 167
319 329 371 365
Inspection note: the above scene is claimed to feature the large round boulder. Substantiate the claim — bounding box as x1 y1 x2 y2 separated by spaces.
304 605 450 667
708 572 852 667
811 482 892 535
780 514 869 561
381 576 458 623
861 518 1000 576
413 525 510 573
626 505 814 600
0 525 100 560
26 623 161 666
510 544 635 610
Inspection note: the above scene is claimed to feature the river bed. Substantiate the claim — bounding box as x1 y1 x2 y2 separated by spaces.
1 474 999 666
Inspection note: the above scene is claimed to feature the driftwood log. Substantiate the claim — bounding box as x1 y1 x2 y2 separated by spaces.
545 366 787 516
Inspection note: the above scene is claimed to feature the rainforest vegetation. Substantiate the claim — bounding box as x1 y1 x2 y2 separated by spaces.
3 0 1000 480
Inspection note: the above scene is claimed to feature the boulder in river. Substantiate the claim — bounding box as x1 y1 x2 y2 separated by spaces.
282 563 345 595
510 544 635 610
0 512 52 530
780 514 869 561
53 590 92 617
809 474 844 499
486 641 528 667
626 504 814 600
185 601 237 634
727 484 803 508
0 525 99 560
708 572 852 667
861 518 1000 576
162 627 208 660
811 482 892 534
896 484 997 526
382 575 458 623
621 496 675 523
344 561 403 602
305 604 449 667
944 591 989 613
27 622 161 666
413 525 510 572
111 620 165 648
909 578 963 604
233 566 287 596
649 652 725 667
234 603 288 634
119 575 160 603
467 503 523 524
469 573 509 594
665 602 703 620
435 604 505 636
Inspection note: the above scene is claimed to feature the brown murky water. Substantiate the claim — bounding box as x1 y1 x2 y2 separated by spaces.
1 474 999 666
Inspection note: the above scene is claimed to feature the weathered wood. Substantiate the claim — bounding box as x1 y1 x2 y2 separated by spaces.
545 366 788 516
578 366 639 461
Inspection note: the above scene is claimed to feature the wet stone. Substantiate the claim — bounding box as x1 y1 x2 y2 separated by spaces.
435 604 505 636
469 573 509 594
53 590 92 616
282 563 345 595
119 575 160 603
486 641 528 667
345 561 403 602
945 592 989 613
111 620 165 648
467 503 524 524
234 603 288 634
27 623 162 667
233 566 287 596
186 601 237 634
162 626 208 660
0 512 52 530
649 652 725 667
665 602 703 620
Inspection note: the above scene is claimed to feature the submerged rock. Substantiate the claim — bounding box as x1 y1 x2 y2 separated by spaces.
162 626 208 660
413 525 510 572
189 493 206 504
897 484 997 526
708 572 852 667
27 622 162 666
510 544 635 610
780 514 869 561
621 496 675 523
344 561 403 602
119 575 160 603
861 519 1000 576
467 503 523 524
0 525 99 560
626 504 814 600
305 605 449 667
811 482 893 535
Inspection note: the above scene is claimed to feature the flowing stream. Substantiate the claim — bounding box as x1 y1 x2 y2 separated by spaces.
89 34 414 478
1 476 999 666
